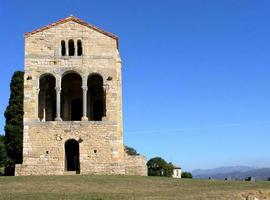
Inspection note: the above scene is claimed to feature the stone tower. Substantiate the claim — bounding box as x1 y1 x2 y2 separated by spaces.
15 16 147 176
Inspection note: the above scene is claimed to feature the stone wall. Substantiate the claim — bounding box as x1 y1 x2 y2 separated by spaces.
16 120 149 176
125 154 148 176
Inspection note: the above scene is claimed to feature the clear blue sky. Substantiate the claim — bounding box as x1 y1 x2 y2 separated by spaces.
1 0 270 171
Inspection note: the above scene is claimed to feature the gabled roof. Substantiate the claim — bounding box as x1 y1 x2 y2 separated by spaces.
25 15 119 48
172 164 181 169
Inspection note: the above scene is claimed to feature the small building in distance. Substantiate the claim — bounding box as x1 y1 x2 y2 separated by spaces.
172 165 182 178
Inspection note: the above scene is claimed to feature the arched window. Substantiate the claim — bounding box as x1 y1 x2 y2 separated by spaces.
61 40 66 56
77 40 82 56
68 40 75 56
61 72 82 121
87 74 105 121
38 74 56 121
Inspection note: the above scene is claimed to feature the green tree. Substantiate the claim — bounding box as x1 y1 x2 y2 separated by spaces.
4 71 24 174
181 171 192 179
0 136 8 166
124 145 139 156
0 135 13 175
147 157 173 177
165 162 174 177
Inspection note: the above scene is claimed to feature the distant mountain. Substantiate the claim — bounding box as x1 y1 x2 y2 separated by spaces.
192 166 270 180
193 166 257 176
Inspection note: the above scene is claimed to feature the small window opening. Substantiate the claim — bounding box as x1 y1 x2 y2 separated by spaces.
46 151 49 154
77 40 82 56
27 76 32 80
68 39 75 56
107 76 112 81
61 40 66 56
94 150 97 154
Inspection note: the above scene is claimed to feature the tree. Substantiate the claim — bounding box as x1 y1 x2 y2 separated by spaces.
147 157 173 177
0 135 13 175
4 71 24 174
0 136 7 166
124 145 139 156
181 171 193 179
0 135 7 175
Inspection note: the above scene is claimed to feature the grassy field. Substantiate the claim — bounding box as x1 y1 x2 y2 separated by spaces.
0 175 270 200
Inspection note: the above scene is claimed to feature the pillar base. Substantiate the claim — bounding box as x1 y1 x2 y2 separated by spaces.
55 117 62 121
81 117 88 121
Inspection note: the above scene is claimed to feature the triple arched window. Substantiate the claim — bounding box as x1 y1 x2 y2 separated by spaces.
61 40 83 56
38 72 106 122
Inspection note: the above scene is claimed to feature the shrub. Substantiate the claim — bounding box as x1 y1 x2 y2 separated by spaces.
181 171 192 179
147 157 173 177
124 145 139 156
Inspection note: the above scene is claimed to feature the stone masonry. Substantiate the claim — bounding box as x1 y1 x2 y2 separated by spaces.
15 16 147 176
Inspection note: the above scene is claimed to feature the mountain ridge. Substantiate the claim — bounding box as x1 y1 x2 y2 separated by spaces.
192 166 270 180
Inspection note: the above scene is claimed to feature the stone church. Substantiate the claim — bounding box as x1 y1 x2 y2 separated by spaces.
15 16 147 176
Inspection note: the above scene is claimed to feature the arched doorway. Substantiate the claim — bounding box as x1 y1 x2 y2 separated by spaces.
65 139 80 172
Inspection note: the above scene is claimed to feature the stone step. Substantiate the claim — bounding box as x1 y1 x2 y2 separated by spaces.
63 171 79 175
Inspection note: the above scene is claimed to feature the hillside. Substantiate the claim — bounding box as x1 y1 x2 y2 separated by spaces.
193 166 257 176
0 175 270 199
193 166 270 180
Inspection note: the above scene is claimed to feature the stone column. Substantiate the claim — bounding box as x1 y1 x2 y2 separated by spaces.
74 41 77 56
55 87 62 121
81 86 88 121
36 88 40 121
102 84 108 121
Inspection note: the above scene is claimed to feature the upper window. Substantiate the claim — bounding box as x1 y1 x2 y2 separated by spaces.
61 39 82 57
68 40 75 56
61 40 66 56
77 40 83 56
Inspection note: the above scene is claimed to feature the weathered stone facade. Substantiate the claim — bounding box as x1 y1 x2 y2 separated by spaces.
15 16 147 176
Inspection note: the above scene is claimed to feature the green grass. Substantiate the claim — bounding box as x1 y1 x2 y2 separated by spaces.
0 175 270 200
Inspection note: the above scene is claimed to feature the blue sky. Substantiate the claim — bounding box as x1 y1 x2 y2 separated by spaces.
1 0 270 171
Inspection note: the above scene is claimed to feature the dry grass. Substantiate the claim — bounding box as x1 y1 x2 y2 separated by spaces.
0 175 270 199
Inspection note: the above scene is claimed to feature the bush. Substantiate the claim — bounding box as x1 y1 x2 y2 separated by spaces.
181 171 192 179
147 157 173 177
124 145 139 156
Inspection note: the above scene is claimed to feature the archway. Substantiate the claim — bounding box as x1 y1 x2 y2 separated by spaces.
65 139 80 172
87 74 105 121
61 72 82 121
38 74 56 121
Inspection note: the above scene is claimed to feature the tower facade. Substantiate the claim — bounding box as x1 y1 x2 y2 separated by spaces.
15 16 147 176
